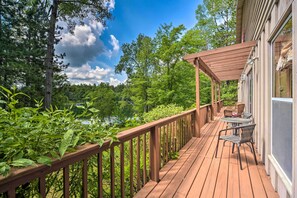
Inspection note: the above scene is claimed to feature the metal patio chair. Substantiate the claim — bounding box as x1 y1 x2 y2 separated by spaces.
215 124 257 170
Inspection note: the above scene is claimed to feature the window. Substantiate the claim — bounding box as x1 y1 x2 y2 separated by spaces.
272 18 292 98
271 16 293 182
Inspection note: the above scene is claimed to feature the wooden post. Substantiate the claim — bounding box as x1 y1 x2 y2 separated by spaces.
218 83 221 111
214 82 217 114
194 58 201 137
150 126 160 182
211 78 215 120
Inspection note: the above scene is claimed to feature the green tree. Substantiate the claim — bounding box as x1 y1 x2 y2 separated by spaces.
195 0 237 48
149 24 197 108
116 34 155 113
44 0 112 108
86 83 116 121
193 0 238 102
0 0 69 107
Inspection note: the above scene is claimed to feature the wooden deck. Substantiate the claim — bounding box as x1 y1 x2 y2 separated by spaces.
135 112 279 198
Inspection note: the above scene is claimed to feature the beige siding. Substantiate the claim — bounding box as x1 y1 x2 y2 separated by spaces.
241 0 274 41
239 0 295 197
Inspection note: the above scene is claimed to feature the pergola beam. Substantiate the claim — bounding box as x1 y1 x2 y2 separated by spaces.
198 58 220 83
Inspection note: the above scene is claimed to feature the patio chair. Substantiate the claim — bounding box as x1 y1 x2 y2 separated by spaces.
215 124 257 170
242 112 252 119
224 103 245 117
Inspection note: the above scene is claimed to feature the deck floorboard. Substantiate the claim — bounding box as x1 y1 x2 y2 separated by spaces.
135 111 279 198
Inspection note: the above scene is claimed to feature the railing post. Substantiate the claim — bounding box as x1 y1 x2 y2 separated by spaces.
150 126 160 182
206 106 210 123
195 58 201 137
211 78 215 120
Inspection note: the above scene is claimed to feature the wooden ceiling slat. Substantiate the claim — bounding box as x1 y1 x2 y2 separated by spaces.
209 62 246 68
201 54 249 62
205 58 247 66
211 67 244 73
220 77 241 81
216 70 243 76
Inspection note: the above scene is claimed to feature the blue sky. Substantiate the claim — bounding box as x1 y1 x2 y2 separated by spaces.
57 0 202 86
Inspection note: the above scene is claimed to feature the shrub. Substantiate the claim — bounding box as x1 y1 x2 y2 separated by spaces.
143 104 184 123
0 86 118 176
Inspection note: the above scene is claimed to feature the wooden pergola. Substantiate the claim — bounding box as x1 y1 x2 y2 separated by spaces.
183 41 256 137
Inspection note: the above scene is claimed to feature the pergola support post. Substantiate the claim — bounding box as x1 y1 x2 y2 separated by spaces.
211 78 215 120
194 58 200 138
218 84 221 112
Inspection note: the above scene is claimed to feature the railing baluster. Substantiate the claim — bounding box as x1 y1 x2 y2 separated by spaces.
187 115 190 141
165 124 169 163
39 175 46 198
137 136 141 190
174 121 177 152
129 140 134 197
120 143 125 198
168 122 172 160
63 166 70 198
163 127 165 166
191 113 194 137
97 152 103 198
185 117 187 143
181 118 185 147
179 119 182 149
82 159 88 198
110 147 115 198
143 133 147 185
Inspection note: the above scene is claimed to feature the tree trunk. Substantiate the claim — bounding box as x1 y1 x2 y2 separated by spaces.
44 0 58 109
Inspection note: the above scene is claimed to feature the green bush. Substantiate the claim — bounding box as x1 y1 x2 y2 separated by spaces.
143 104 184 123
0 86 118 176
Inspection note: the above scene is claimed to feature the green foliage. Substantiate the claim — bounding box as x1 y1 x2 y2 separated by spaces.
143 104 184 123
0 0 68 107
0 87 118 176
195 0 237 48
116 34 155 113
221 80 238 105
124 115 142 127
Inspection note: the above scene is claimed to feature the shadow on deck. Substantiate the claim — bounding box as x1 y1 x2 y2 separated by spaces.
135 111 279 198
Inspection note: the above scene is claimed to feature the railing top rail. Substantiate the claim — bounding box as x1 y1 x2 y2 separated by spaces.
117 108 196 141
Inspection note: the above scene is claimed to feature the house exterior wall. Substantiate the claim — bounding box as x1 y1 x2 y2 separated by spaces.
238 0 296 197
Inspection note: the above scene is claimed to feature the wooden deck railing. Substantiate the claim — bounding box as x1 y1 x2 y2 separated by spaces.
0 101 222 198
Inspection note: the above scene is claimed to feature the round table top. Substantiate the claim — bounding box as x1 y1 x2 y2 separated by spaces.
220 117 251 124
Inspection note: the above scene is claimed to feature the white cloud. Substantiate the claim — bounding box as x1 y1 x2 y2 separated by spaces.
65 64 125 86
56 21 120 67
109 77 121 86
110 35 119 52
61 25 96 46
65 64 110 84
105 0 115 10
89 21 105 35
